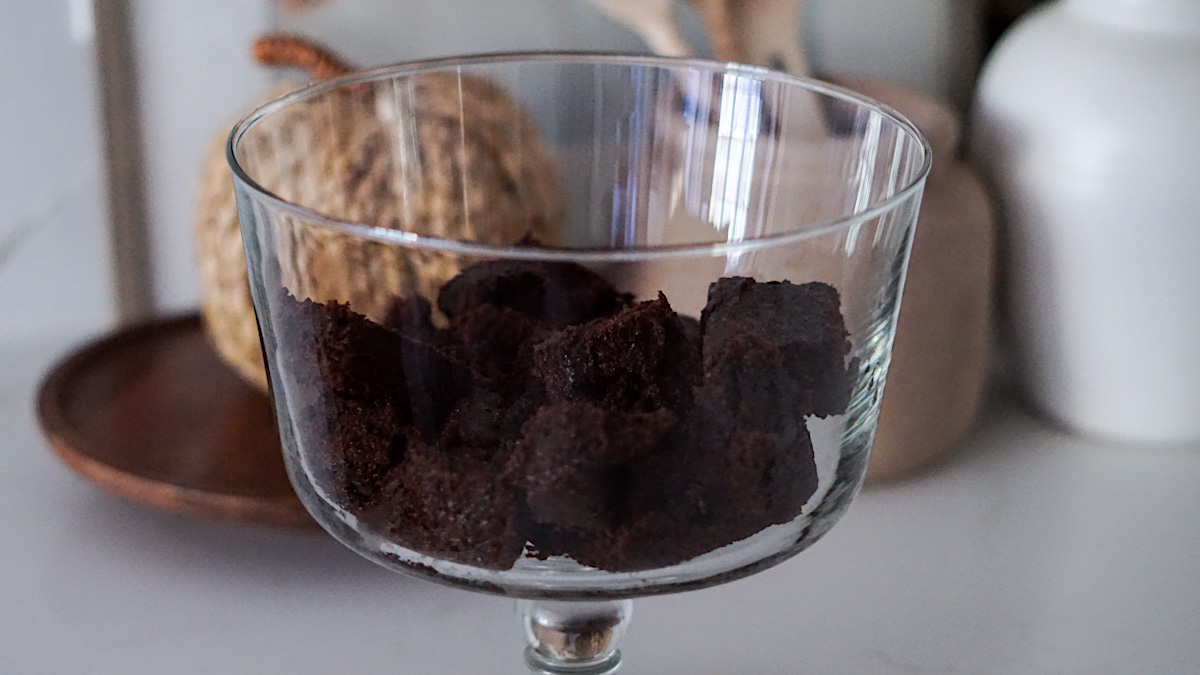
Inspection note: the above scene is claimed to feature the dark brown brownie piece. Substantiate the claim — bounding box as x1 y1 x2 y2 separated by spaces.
437 304 547 458
678 314 701 346
365 439 525 570
558 416 816 572
515 386 815 572
698 331 808 432
533 294 702 413
381 294 437 342
701 277 851 417
397 344 474 445
439 381 545 459
446 303 540 389
274 292 470 506
276 293 410 403
683 394 818 535
294 397 409 510
437 259 631 328
513 402 676 534
274 294 411 507
541 511 714 573
274 266 850 573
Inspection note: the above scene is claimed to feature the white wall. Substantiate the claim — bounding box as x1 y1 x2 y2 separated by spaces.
277 0 654 66
130 0 982 316
0 1 116 345
807 0 984 109
128 0 276 313
280 0 982 103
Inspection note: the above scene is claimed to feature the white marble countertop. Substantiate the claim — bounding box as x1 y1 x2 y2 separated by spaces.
4 334 1199 674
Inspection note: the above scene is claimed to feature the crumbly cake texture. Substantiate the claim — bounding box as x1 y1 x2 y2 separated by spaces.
275 263 851 572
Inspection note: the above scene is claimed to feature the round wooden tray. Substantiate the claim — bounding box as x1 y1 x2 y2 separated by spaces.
36 314 313 527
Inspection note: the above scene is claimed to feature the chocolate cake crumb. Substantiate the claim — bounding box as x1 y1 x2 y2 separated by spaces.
275 295 410 508
366 439 525 570
514 402 676 533
698 331 807 433
277 293 409 404
683 403 818 538
274 263 850 573
446 303 540 388
381 294 437 341
437 259 632 328
702 277 852 417
533 293 701 413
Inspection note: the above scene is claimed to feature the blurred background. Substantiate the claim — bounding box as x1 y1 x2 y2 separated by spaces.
1 0 1041 346
9 3 1200 672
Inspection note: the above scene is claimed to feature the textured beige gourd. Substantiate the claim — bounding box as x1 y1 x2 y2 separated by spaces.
196 45 563 390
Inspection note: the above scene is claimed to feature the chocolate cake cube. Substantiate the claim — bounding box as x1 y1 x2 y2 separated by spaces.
698 331 810 432
276 293 471 438
514 402 676 534
571 426 816 572
554 509 725 573
565 379 818 572
446 303 540 388
382 294 437 342
686 422 817 534
273 292 473 505
293 397 409 510
276 293 410 403
684 345 821 534
701 277 851 417
367 439 525 571
439 380 545 458
533 294 702 413
437 259 631 328
270 269 850 573
396 342 473 444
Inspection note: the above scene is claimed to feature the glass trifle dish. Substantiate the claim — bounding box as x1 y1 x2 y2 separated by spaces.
228 53 929 673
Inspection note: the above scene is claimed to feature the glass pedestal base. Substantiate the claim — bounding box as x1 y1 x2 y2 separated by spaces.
518 599 632 674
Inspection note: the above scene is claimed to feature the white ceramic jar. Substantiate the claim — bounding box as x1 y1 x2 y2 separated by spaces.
971 0 1200 441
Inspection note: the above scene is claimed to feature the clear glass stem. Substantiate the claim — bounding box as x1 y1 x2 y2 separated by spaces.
517 599 633 674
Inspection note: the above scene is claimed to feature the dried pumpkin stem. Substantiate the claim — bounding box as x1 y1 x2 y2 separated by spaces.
253 34 357 80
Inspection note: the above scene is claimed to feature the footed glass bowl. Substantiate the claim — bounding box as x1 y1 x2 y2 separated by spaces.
229 52 929 674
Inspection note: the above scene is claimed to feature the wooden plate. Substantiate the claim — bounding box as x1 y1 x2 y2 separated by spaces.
36 314 313 527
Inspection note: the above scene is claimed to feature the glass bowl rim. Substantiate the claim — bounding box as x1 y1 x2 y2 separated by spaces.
227 50 932 263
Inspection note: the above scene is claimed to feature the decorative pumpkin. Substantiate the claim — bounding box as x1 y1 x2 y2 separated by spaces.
195 35 563 389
